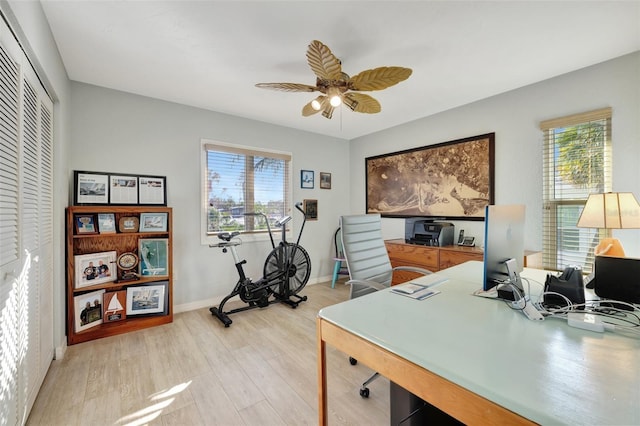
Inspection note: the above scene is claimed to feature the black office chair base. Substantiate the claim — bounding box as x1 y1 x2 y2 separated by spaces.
349 356 379 398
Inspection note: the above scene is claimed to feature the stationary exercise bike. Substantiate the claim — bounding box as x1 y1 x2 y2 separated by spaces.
209 202 311 327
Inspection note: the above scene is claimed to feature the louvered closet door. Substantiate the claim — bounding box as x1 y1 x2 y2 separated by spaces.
0 38 22 426
0 17 54 426
19 64 54 423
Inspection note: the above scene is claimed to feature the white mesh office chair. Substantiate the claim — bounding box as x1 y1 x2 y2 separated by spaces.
340 213 432 397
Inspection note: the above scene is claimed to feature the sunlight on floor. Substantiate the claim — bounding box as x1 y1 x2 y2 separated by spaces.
116 381 192 426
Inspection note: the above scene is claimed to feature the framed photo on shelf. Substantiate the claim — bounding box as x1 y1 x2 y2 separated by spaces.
74 171 109 205
320 172 332 189
139 212 168 232
74 289 106 332
75 214 98 235
109 174 138 204
126 282 168 316
118 216 139 233
138 175 167 206
303 199 318 220
301 170 314 189
97 213 116 234
74 251 117 289
138 238 169 277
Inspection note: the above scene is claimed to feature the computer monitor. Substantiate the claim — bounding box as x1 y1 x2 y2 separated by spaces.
482 204 526 294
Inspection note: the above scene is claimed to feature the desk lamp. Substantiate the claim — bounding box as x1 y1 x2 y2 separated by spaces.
576 192 640 256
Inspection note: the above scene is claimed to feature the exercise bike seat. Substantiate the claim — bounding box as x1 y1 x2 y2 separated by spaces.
218 231 240 242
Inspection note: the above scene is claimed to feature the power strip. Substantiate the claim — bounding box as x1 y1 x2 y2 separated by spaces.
511 297 544 321
567 312 605 332
521 301 544 321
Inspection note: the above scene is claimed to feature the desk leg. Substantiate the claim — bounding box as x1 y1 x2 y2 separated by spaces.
317 317 328 426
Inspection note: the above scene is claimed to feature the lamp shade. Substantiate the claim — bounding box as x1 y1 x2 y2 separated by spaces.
576 192 640 229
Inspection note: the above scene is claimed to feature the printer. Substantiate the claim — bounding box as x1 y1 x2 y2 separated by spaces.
405 218 454 247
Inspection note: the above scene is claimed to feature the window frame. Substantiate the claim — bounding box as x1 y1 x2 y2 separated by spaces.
540 108 612 273
200 139 293 245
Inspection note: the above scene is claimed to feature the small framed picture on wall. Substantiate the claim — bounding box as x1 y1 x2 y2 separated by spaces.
301 170 314 189
320 172 331 189
303 199 318 220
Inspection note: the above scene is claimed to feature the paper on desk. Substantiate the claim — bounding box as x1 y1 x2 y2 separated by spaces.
408 273 449 288
390 282 441 300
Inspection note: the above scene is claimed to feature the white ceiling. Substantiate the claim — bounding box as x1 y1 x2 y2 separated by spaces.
40 1 640 140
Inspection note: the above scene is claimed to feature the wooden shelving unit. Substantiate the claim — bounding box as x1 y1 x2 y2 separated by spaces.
66 206 173 345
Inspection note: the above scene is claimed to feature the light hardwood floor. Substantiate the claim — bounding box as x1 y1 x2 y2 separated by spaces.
27 281 390 426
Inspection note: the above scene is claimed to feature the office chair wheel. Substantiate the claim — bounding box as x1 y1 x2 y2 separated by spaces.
359 387 370 398
349 357 357 365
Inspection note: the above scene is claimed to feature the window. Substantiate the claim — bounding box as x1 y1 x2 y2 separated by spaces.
202 140 291 237
541 108 612 273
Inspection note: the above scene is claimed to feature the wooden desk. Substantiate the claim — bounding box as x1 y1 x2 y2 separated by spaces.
385 239 540 284
317 261 640 425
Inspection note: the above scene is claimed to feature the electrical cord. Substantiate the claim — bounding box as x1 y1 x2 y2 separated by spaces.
499 275 640 335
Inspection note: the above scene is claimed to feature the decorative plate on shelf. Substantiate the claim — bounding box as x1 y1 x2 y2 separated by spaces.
117 252 139 281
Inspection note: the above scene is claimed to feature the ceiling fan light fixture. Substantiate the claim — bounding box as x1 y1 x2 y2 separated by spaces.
343 97 359 111
255 40 412 119
311 97 323 110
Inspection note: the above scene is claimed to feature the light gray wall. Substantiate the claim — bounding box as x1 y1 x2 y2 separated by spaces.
5 0 639 354
350 52 640 259
3 0 72 355
69 82 351 310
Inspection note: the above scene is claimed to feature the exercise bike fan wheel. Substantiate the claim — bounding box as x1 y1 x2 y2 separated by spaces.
263 243 311 297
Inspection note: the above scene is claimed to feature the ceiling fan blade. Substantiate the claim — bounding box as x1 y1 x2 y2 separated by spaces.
255 82 317 92
343 93 381 114
348 67 412 91
306 40 342 81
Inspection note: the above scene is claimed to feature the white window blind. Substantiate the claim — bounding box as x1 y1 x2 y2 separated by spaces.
541 108 612 273
203 141 291 234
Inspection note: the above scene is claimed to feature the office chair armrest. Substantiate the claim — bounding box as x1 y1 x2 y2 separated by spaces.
392 266 433 275
346 279 387 292
346 279 388 299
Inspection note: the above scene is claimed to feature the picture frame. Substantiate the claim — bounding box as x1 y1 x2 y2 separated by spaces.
74 214 98 235
109 174 138 204
138 238 169 277
74 171 109 205
301 170 314 189
139 212 168 232
138 175 167 206
74 289 105 332
97 213 116 234
73 170 168 206
320 172 332 189
118 216 139 233
74 251 117 289
365 133 495 220
126 282 168 316
303 199 318 220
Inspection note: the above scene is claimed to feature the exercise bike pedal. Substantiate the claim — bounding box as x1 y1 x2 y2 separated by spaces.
209 306 233 327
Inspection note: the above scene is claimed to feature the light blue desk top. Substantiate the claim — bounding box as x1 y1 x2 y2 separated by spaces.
319 261 640 425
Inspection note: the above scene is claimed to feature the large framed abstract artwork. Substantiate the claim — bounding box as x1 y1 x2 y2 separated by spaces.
366 133 495 220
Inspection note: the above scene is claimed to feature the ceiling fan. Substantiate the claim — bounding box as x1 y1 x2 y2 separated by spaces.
255 40 412 119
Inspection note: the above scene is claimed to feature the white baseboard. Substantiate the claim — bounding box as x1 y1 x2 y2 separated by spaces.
173 275 330 313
